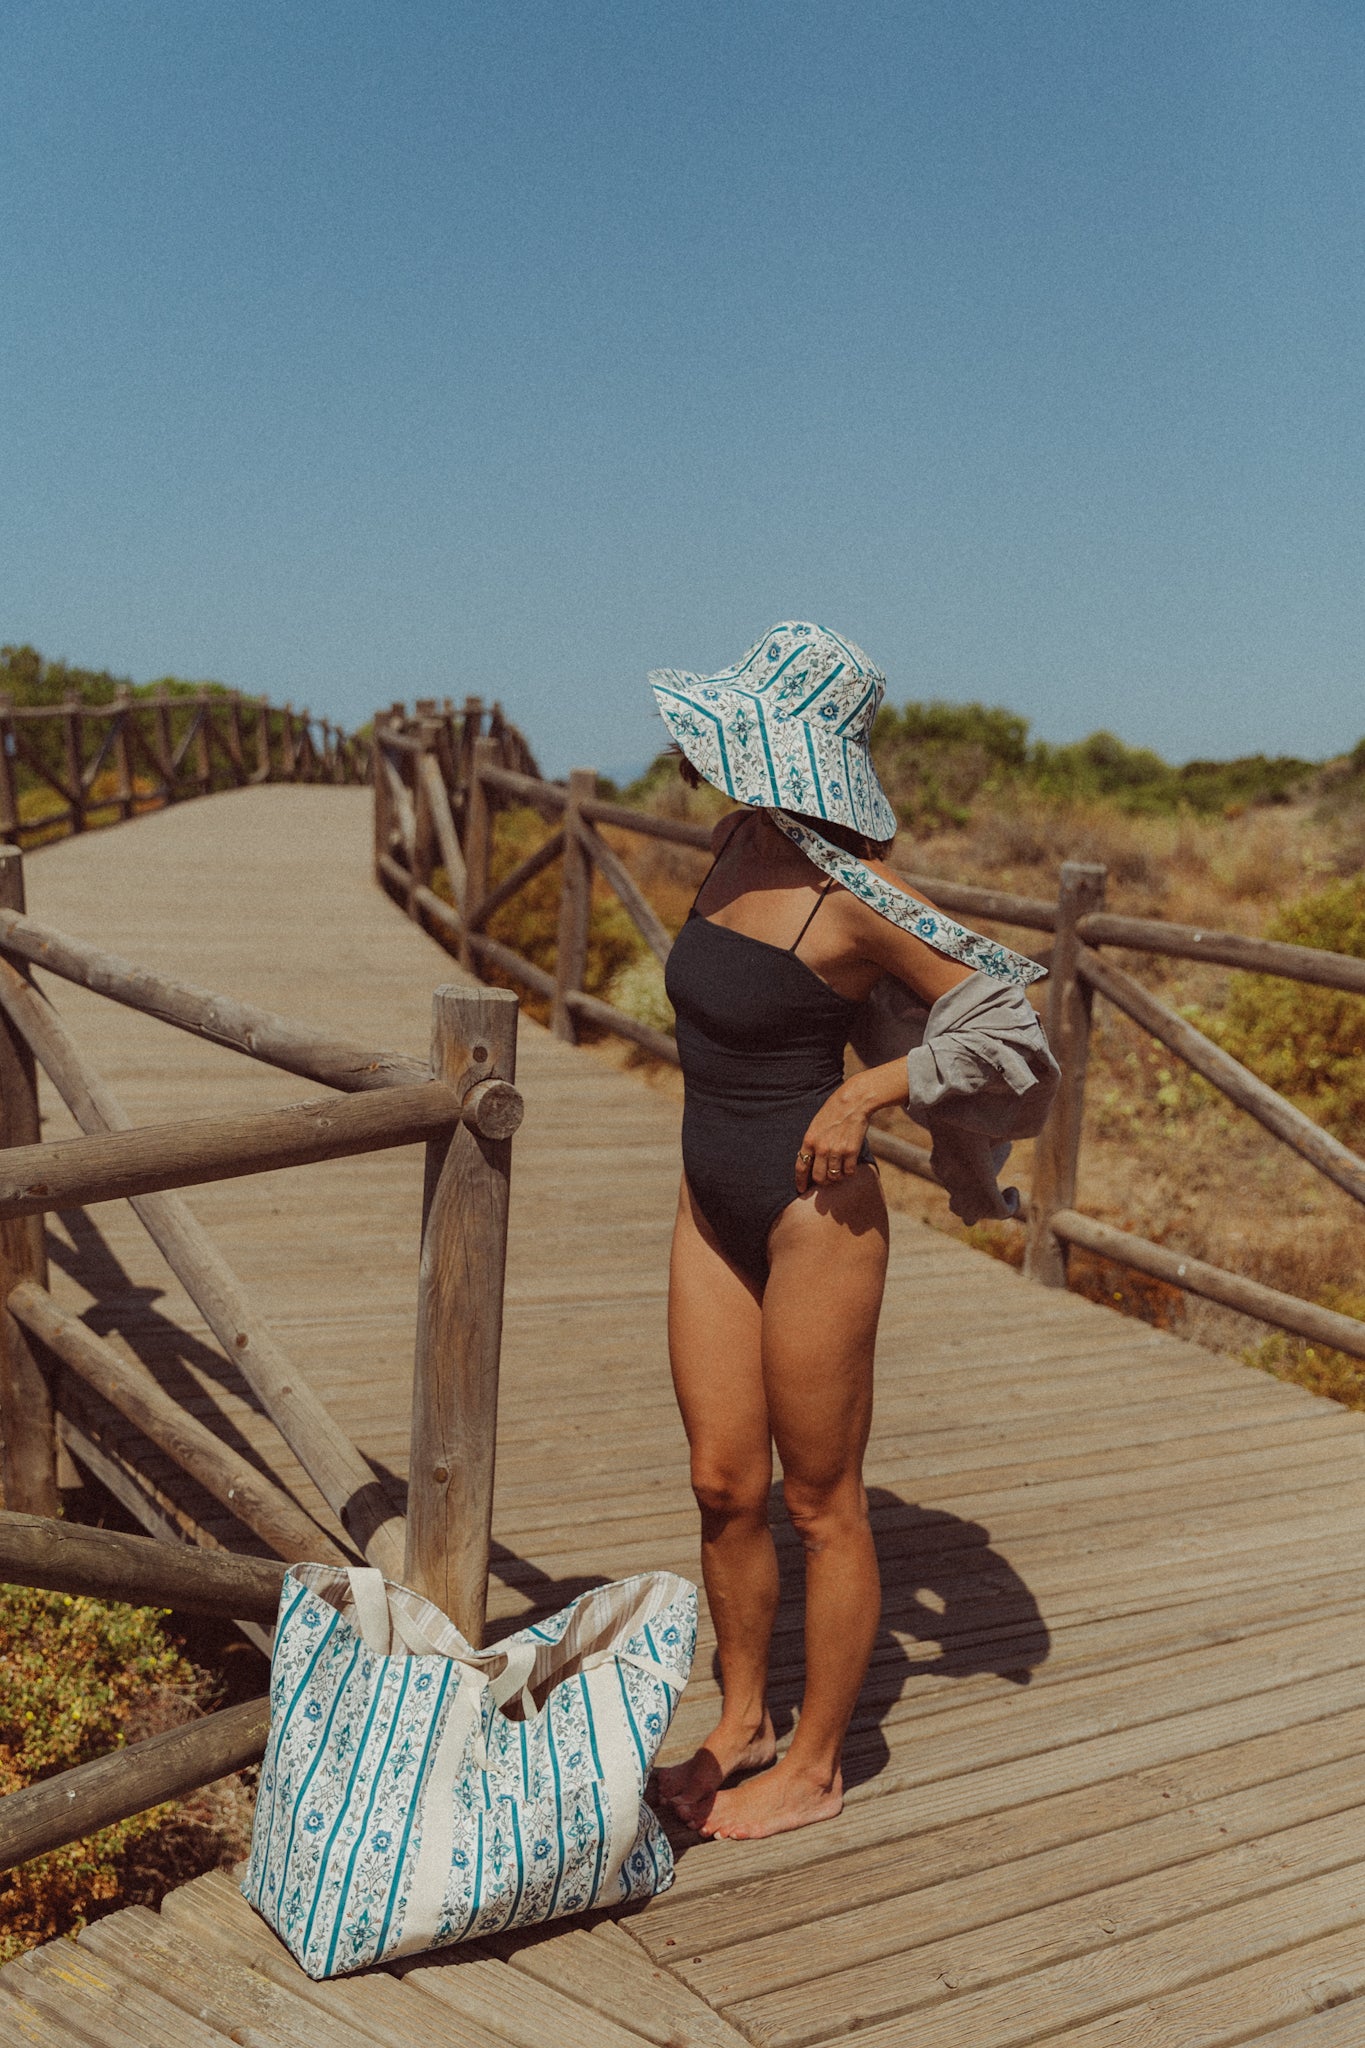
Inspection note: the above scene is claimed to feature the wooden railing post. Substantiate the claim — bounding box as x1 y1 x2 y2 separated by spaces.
552 768 596 1042
62 693 84 830
460 737 495 973
409 725 439 911
1024 860 1108 1287
405 984 519 1639
0 849 57 1513
225 692 247 783
280 703 298 780
153 687 175 797
253 695 272 781
192 695 212 791
458 695 483 805
372 719 394 873
112 686 135 819
0 698 19 845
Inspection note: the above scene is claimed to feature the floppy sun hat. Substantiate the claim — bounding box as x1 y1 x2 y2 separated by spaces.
649 621 898 843
650 620 1046 987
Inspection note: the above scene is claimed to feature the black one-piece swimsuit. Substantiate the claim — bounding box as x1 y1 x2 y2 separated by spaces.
664 836 871 1288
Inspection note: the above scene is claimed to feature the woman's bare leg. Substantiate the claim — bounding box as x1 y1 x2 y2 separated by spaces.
655 1176 779 1822
701 1166 887 1841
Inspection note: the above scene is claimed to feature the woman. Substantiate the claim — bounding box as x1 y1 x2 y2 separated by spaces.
648 622 1050 1842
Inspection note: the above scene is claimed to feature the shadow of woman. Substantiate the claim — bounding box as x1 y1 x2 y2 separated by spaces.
747 1482 1050 1795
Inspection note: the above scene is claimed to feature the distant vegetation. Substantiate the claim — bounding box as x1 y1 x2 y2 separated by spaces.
626 697 1364 837
0 644 230 709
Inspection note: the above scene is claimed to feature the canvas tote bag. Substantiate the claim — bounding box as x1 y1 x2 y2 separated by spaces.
242 1562 697 1979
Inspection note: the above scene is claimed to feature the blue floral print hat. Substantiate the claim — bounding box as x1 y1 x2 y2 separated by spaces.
650 621 899 843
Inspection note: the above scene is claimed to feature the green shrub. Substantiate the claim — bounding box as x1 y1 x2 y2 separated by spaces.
1206 878 1365 1145
607 955 674 1035
1244 1284 1365 1409
0 1585 211 1959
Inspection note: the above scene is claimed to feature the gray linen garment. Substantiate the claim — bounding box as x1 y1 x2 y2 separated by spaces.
849 970 1061 1225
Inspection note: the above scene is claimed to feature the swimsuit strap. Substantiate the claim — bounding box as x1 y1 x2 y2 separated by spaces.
686 817 741 918
766 808 1047 988
787 877 837 956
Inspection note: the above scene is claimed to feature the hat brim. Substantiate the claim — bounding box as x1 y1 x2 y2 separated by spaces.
650 671 898 843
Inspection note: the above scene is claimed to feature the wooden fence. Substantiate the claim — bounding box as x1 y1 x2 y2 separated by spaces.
0 842 523 1870
0 689 368 845
376 701 1365 1368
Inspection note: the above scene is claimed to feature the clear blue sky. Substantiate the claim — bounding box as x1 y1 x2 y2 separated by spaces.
3 1 1361 780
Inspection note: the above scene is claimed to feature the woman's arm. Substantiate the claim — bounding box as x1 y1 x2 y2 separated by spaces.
795 872 975 1191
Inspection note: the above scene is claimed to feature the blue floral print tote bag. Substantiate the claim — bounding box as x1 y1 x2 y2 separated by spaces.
242 1561 697 1979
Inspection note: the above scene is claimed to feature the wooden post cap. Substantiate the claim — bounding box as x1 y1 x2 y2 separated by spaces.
460 1077 524 1140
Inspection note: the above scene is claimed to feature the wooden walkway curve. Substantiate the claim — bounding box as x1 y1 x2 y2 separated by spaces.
3 783 1365 2046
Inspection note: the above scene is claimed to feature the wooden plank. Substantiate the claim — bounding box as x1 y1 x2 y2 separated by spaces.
0 905 427 1090
11 1940 233 2047
80 1908 392 2048
417 748 467 908
825 1861 1365 2048
0 1977 95 2047
639 1698 1365 1962
496 1920 752 2047
158 1875 457 2046
723 1799 1365 2044
460 738 494 972
657 1660 1365 1903
398 1945 663 2048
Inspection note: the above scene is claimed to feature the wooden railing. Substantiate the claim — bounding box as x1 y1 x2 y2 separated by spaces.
0 688 368 845
0 843 522 1870
376 703 1365 1368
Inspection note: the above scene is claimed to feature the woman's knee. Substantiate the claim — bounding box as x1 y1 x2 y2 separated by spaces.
691 1459 771 1524
781 1472 869 1550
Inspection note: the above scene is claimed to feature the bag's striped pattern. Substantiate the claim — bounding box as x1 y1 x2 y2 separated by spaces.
243 1565 696 1979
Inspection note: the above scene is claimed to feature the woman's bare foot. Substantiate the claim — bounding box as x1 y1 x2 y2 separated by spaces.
654 1712 776 1826
700 1756 843 1840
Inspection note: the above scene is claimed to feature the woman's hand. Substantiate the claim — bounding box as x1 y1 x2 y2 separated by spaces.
795 1086 870 1191
796 1059 907 1191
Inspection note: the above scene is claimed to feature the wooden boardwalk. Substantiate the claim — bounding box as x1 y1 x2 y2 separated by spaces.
4 784 1365 2046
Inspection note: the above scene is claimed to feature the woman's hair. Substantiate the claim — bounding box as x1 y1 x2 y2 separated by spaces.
672 746 894 861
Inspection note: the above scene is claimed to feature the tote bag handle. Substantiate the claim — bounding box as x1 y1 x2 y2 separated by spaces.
345 1568 538 1716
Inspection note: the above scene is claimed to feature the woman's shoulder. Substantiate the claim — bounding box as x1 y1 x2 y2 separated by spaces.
709 807 751 855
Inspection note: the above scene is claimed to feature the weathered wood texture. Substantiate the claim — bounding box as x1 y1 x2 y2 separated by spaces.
1024 860 1107 1285
8 783 1365 2047
0 1509 285 1618
552 768 596 1042
405 985 518 1638
0 1078 465 1220
0 850 57 1512
0 1699 270 1872
6 1282 345 1562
